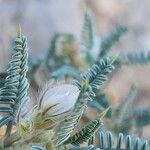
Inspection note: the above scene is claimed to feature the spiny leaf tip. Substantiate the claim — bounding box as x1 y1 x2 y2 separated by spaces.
17 24 22 38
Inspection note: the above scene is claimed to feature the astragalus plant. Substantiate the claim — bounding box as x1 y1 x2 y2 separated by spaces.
0 26 111 150
0 23 149 150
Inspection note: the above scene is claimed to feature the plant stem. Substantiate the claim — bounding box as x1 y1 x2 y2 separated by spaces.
4 132 21 147
5 121 13 138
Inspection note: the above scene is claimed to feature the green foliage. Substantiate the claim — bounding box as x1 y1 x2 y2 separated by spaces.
0 10 149 150
88 92 111 117
135 107 150 127
45 33 75 70
112 84 138 134
98 131 149 150
0 30 29 132
76 57 114 92
70 131 150 150
82 11 94 51
55 58 114 146
64 117 103 146
99 25 127 58
55 84 92 146
119 50 150 65
81 10 95 63
0 73 7 88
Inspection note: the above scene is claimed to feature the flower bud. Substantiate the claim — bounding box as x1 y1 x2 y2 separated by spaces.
18 116 33 139
38 84 80 119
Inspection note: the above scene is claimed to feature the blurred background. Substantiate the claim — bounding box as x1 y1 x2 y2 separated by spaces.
0 0 150 140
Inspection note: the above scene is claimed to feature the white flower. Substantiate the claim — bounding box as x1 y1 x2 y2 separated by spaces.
38 84 80 118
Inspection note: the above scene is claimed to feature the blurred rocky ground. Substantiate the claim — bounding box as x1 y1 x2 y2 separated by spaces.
0 0 150 138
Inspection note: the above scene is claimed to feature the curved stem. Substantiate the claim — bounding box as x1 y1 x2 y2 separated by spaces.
5 121 13 138
4 132 21 148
